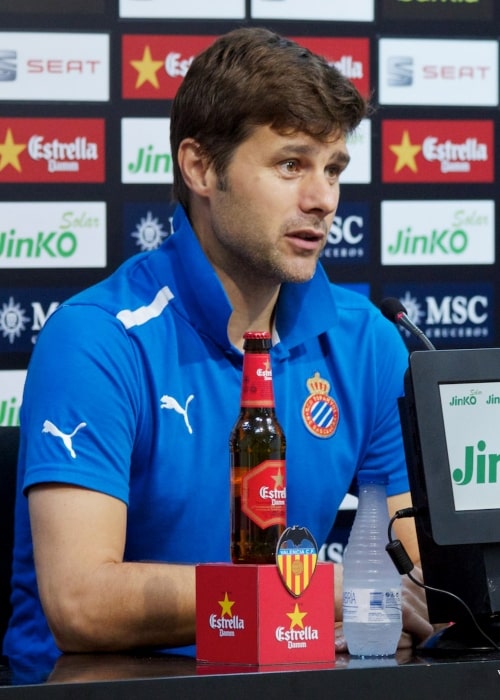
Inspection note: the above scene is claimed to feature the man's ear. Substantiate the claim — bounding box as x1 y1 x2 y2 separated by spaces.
177 138 214 197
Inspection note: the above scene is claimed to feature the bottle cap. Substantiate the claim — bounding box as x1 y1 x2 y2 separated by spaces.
243 331 272 351
356 470 388 486
243 331 271 340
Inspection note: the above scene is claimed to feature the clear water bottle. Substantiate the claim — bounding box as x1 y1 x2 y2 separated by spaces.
342 474 402 657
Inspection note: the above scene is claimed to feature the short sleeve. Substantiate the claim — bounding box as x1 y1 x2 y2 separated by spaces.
20 303 142 505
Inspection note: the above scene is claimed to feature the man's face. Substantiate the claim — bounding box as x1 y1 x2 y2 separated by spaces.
199 124 350 287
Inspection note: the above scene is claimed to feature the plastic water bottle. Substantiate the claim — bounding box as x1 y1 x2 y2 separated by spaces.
342 474 402 657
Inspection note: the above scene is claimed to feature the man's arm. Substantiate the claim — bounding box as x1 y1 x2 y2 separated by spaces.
29 484 196 653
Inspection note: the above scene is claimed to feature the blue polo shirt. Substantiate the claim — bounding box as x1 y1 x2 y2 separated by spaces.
4 205 409 666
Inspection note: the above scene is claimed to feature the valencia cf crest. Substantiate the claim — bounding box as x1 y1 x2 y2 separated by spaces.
301 372 339 438
276 526 318 597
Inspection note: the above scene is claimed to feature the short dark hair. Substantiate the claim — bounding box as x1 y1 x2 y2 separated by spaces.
170 27 368 209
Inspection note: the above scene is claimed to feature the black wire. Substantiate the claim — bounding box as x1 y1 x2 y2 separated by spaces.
387 509 500 652
388 508 415 543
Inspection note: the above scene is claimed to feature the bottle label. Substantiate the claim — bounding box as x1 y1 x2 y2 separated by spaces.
343 588 402 624
241 459 286 528
241 353 275 407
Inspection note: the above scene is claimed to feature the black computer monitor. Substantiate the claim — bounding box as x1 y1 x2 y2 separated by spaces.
399 347 500 653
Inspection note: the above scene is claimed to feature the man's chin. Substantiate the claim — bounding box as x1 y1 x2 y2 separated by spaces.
282 261 319 284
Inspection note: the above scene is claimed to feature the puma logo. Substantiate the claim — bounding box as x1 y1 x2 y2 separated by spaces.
42 420 87 459
160 394 194 434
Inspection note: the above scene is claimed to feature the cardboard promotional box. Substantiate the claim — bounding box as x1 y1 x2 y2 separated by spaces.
196 562 335 666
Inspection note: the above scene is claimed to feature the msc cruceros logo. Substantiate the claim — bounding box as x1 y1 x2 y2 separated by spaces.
0 293 67 350
383 285 492 348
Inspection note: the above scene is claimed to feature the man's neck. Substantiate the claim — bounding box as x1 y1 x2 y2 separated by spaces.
224 279 280 351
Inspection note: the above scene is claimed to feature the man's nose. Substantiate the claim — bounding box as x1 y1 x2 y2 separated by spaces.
300 173 339 215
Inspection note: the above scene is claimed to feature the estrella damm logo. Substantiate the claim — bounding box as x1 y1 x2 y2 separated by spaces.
301 372 339 438
208 592 245 638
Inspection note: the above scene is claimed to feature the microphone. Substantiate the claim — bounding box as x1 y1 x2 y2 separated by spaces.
380 297 436 351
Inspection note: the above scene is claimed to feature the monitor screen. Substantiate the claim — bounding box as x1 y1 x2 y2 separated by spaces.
438 380 500 512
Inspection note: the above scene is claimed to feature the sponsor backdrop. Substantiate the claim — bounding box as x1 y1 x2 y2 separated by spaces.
1 0 499 559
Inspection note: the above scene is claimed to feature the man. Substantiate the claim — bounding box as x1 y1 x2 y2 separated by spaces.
4 27 431 663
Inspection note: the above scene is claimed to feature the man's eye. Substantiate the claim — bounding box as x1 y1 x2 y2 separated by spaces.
282 160 298 172
326 165 341 178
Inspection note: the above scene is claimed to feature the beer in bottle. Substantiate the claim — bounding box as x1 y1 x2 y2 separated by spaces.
230 331 286 564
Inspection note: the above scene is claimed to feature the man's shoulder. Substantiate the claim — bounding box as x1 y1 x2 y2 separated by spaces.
328 282 373 308
326 282 381 323
61 249 169 319
324 283 406 356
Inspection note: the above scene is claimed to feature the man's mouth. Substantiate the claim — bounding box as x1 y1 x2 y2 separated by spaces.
285 229 325 250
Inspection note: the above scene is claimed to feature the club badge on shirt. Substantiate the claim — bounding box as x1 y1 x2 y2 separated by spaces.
301 372 339 438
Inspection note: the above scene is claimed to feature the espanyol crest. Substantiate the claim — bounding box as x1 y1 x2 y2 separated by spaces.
301 372 339 438
276 526 318 597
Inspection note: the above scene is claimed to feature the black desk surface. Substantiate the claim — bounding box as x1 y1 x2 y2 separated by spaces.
2 650 500 699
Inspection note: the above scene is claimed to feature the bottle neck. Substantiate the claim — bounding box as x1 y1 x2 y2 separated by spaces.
358 482 387 503
356 482 389 526
358 481 386 494
241 350 275 408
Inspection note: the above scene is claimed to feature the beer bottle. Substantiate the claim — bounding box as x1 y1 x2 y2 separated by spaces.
230 331 286 564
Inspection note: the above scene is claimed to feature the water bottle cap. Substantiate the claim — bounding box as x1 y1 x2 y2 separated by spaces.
356 470 388 486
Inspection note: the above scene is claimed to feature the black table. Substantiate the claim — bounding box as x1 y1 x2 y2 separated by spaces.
2 650 500 699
